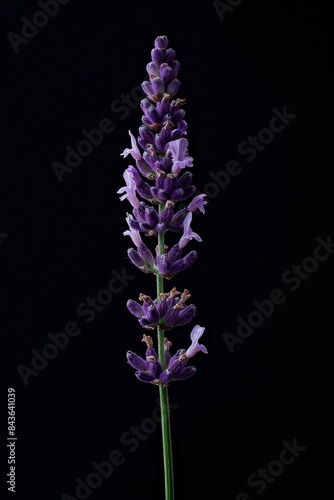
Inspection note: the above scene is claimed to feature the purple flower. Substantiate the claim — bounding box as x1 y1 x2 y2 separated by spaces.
159 349 197 385
123 215 142 247
128 201 174 235
169 138 193 175
149 172 196 204
118 36 206 214
187 194 208 214
117 167 141 209
120 35 208 387
127 287 196 330
126 335 162 384
185 325 208 358
127 243 157 274
126 334 198 386
126 238 197 279
156 243 197 279
121 130 142 161
179 212 202 249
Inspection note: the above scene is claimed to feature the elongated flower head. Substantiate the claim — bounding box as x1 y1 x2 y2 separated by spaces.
120 35 208 388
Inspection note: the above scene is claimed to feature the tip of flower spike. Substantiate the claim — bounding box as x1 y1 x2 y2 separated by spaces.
155 36 169 49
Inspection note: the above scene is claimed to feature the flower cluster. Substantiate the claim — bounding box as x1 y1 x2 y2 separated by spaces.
127 287 196 331
118 35 207 385
127 327 207 386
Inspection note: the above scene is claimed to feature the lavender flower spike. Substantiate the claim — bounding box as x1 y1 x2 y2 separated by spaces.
119 35 208 500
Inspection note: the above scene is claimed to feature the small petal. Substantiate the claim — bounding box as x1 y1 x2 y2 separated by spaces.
169 138 193 174
145 206 159 228
176 171 193 190
166 79 180 97
186 325 208 358
169 137 187 160
179 212 202 249
167 349 187 372
172 185 196 202
187 194 208 213
164 48 176 64
159 369 174 385
167 243 182 262
120 131 141 161
171 120 188 139
151 47 164 66
127 247 154 274
154 35 169 50
117 168 141 209
146 62 160 77
127 248 145 268
146 305 160 324
123 229 142 247
126 351 148 372
140 98 151 112
160 62 180 85
127 299 144 318
123 216 142 247
141 80 154 97
159 205 174 226
169 250 197 275
172 366 197 381
151 77 165 96
135 372 158 384
137 243 155 266
170 109 186 125
145 348 162 379
176 304 197 325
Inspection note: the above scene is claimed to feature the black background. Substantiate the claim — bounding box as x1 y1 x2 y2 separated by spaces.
1 1 332 499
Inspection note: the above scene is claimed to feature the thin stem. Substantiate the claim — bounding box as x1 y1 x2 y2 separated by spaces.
156 204 174 500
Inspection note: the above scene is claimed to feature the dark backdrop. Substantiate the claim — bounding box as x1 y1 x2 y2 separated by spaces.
1 1 332 499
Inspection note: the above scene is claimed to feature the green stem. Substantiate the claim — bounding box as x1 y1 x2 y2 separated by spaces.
156 205 174 500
